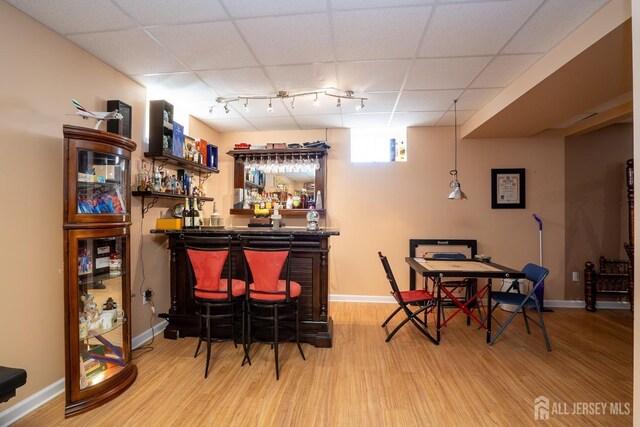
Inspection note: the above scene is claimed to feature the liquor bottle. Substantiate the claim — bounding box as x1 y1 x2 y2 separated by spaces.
301 189 308 209
109 249 122 277
192 198 200 229
316 190 323 210
152 166 162 192
183 198 192 229
398 141 406 161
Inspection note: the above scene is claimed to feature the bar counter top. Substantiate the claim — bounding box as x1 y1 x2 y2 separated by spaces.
151 226 340 236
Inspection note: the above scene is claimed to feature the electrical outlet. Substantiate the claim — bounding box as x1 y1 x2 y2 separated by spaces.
143 288 153 305
572 272 579 282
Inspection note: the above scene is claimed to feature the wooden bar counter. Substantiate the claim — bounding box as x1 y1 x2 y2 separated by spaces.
151 227 340 347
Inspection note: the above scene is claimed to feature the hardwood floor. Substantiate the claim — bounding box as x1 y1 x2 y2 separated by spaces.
12 303 632 426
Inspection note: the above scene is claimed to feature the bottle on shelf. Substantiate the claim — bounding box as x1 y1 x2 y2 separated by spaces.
316 190 323 210
109 249 122 277
301 189 308 209
183 198 192 229
192 198 201 229
152 166 162 193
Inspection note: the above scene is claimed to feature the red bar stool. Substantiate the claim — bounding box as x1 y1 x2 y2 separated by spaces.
184 235 246 378
240 235 306 380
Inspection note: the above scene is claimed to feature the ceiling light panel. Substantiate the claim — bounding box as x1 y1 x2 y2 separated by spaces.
197 68 275 96
68 29 188 75
419 0 542 57
148 22 257 70
503 0 610 54
7 0 135 34
333 6 432 61
236 14 333 65
337 60 411 92
221 0 327 19
405 56 492 90
112 0 228 26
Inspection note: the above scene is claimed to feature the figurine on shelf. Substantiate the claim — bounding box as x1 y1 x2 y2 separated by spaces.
81 294 101 330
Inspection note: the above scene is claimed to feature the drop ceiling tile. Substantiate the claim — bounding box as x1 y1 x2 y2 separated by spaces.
337 60 411 92
204 118 256 133
68 29 188 75
295 114 344 129
7 0 135 34
457 88 503 110
221 0 328 18
264 63 337 93
418 0 542 57
197 68 275 96
249 116 301 131
470 54 542 88
503 0 609 54
331 0 435 9
236 14 333 66
342 113 392 128
396 90 461 112
390 111 443 127
356 92 399 113
405 57 492 90
112 0 228 25
436 109 476 126
333 6 432 61
134 72 218 103
148 22 257 70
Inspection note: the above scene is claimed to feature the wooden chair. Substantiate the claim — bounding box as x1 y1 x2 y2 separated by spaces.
184 235 246 378
241 235 306 380
378 252 438 345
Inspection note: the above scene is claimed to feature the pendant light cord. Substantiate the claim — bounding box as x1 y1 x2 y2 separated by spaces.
450 99 459 184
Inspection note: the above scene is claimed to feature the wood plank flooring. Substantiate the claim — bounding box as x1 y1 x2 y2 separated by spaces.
12 303 632 426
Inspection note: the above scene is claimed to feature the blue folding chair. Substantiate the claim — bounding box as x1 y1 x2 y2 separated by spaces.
488 263 551 351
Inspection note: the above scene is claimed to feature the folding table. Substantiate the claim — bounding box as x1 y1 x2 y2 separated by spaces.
405 257 525 343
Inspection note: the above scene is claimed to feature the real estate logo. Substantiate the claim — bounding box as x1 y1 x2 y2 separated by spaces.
534 396 550 420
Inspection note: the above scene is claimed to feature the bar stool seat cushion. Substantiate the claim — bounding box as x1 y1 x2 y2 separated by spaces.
195 279 246 300
249 280 302 301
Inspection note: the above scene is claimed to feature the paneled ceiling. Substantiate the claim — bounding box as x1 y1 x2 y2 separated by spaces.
7 0 617 133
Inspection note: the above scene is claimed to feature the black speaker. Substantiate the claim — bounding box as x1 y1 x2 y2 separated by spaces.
106 100 132 138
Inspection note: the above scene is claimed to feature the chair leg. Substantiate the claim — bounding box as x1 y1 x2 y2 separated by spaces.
243 301 252 367
534 299 552 351
242 300 251 366
381 306 402 328
274 304 280 380
205 306 212 378
296 300 306 360
521 307 531 334
489 302 525 346
194 305 203 358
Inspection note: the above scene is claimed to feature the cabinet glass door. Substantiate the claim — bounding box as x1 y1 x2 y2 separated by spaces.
73 232 129 391
76 149 128 216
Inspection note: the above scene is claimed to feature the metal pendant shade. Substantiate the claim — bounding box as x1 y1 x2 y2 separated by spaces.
448 99 467 200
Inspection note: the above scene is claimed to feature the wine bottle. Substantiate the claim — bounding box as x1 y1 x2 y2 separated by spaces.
183 198 192 229
192 198 200 229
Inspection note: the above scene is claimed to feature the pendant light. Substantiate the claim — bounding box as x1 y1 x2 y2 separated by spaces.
448 99 467 200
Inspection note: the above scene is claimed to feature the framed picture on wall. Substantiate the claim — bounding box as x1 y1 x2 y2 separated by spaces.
491 168 525 209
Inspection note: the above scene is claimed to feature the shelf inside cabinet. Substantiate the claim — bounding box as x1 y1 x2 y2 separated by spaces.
244 181 264 190
133 191 213 217
230 208 325 218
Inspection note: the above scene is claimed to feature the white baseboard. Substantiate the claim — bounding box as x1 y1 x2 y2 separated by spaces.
0 321 167 427
328 294 632 310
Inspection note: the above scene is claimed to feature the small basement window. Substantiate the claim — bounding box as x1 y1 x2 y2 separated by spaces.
351 128 407 163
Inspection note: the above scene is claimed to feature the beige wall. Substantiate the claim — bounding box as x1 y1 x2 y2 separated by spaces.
218 127 566 300
565 124 633 300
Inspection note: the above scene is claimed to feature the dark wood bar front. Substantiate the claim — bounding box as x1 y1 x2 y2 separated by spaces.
152 227 340 347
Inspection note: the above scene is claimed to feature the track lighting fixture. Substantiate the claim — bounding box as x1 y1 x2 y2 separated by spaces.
213 89 366 114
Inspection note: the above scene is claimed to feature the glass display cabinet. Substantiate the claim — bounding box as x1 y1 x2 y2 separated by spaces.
63 125 137 417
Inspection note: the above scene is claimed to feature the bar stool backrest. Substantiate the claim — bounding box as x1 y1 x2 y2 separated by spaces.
183 235 234 301
240 235 294 302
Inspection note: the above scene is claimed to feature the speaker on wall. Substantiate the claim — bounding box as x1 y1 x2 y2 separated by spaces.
106 100 132 139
